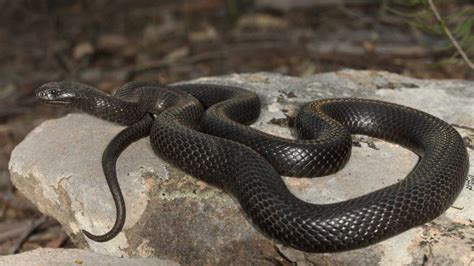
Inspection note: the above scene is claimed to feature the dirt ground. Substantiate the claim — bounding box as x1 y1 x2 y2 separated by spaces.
0 0 472 255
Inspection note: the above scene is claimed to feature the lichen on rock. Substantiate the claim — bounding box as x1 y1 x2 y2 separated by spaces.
9 70 474 265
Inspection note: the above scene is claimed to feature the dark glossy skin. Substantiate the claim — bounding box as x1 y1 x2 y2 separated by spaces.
36 81 468 251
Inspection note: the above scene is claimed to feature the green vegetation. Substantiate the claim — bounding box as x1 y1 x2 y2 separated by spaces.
388 0 473 68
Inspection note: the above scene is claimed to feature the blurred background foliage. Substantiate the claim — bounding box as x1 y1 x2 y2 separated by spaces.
387 0 473 63
0 0 472 255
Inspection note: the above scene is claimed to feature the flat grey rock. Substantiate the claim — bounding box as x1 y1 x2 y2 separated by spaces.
9 70 474 265
0 248 177 266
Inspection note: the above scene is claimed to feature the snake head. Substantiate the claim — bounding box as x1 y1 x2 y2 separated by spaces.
36 82 83 105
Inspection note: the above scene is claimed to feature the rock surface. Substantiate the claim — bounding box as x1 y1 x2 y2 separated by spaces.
9 70 474 265
0 248 177 266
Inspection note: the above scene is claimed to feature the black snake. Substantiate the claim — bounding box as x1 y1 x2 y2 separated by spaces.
36 81 469 252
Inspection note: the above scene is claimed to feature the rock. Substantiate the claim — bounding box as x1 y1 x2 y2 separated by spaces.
0 248 176 266
188 24 218 43
162 47 190 63
9 70 474 265
236 13 289 29
73 42 95 60
97 34 130 53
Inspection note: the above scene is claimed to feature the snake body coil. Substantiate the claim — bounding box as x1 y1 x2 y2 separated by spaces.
36 81 468 252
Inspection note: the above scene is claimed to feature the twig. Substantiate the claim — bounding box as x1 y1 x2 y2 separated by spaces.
125 41 294 80
427 0 474 69
8 216 48 254
126 50 227 80
126 38 442 80
0 221 34 242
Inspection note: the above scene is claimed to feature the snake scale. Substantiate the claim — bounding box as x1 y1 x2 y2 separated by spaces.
36 80 468 252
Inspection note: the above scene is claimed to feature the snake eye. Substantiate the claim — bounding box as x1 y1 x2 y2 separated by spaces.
36 85 74 105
